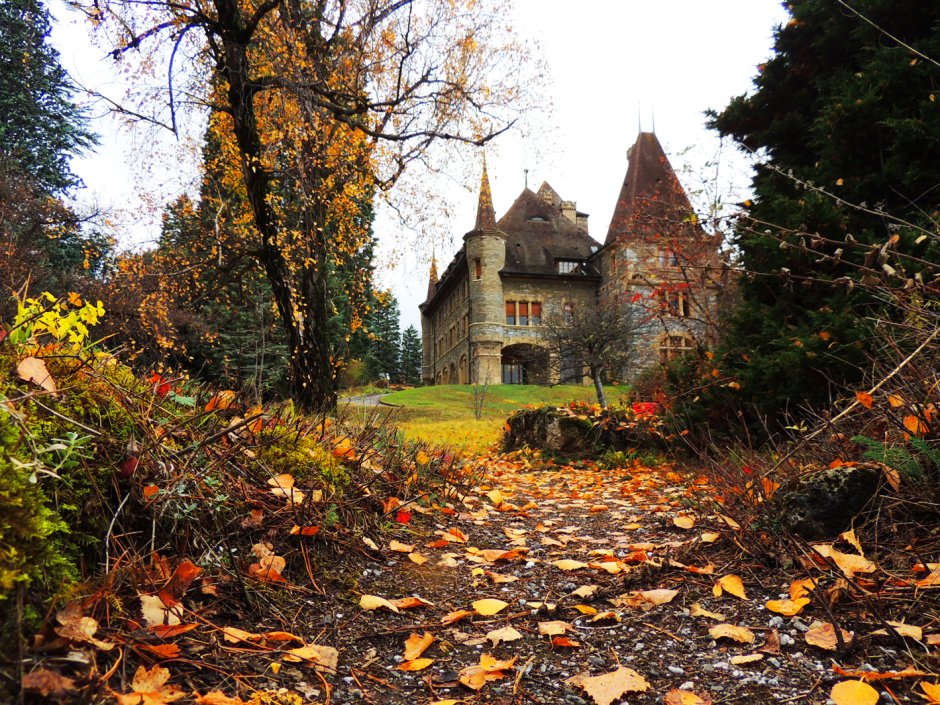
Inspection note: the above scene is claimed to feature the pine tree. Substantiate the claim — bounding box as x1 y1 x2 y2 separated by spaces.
365 292 401 383
708 0 940 421
399 325 422 385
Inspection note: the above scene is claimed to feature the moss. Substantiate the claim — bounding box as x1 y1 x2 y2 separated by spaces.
254 430 349 489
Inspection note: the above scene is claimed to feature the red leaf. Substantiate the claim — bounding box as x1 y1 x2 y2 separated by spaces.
396 510 412 524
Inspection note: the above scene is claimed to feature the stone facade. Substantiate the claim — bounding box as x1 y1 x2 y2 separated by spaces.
420 132 727 386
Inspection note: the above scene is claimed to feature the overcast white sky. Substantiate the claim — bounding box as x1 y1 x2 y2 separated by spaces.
50 0 790 332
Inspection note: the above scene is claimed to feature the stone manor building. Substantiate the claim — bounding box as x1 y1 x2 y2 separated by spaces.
420 131 727 386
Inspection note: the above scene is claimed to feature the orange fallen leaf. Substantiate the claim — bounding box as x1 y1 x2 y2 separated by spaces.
690 603 725 621
389 539 415 552
554 559 588 571
289 525 320 537
765 597 810 616
441 609 473 626
812 544 877 578
830 680 879 705
407 552 429 565
390 596 434 610
869 621 922 641
831 664 928 681
282 644 338 672
920 682 940 704
552 636 580 647
458 653 516 690
713 574 747 599
855 391 873 409
404 632 434 660
398 658 434 671
805 622 854 650
665 688 713 705
194 691 247 705
138 643 181 659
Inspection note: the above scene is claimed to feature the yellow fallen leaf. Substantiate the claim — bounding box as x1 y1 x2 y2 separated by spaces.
716 513 741 530
789 578 818 600
610 589 678 610
573 666 650 705
840 528 865 556
709 624 755 644
664 689 713 705
813 544 877 578
281 644 339 672
830 680 879 705
766 598 810 617
713 574 747 599
921 682 940 704
538 621 572 636
700 532 720 543
690 603 726 621
485 570 518 584
729 653 764 665
673 515 695 530
486 489 504 506
554 559 589 571
404 632 434 660
389 539 414 553
870 621 922 641
589 611 621 623
570 585 599 598
407 552 429 565
572 604 598 615
472 598 508 616
112 665 184 705
359 594 399 613
397 658 434 671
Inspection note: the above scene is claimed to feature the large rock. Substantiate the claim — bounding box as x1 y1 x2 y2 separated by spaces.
773 464 883 539
501 407 662 456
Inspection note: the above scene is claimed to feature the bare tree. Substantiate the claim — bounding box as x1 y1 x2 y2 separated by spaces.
541 298 642 408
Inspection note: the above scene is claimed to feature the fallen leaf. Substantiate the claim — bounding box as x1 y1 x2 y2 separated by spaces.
709 624 755 644
554 559 589 571
408 552 429 565
832 664 928 681
870 621 922 641
830 680 879 705
404 632 435 660
441 609 473 625
664 688 713 705
389 539 415 553
589 611 621 623
472 598 508 616
552 636 581 647
485 570 518 583
813 544 877 578
398 658 434 671
55 602 114 650
570 585 599 599
610 589 678 610
789 578 818 600
729 653 764 665
840 528 865 556
22 669 77 698
442 527 468 543
486 489 504 506
673 515 695 530
359 594 399 613
571 604 598 615
690 603 726 621
921 682 940 704
194 691 248 705
573 666 650 705
538 620 572 636
700 532 720 543
765 597 810 616
855 391 873 409
805 622 854 651
282 644 338 672
713 574 747 599
113 665 186 705
289 525 321 537
458 653 516 690
139 643 181 659
17 356 57 393
222 626 259 643
486 625 523 646
390 596 434 610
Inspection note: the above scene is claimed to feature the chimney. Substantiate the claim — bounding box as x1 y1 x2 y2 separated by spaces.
576 212 589 233
560 200 577 224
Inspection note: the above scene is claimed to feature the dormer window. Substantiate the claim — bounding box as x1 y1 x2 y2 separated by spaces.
528 215 548 222
557 259 581 274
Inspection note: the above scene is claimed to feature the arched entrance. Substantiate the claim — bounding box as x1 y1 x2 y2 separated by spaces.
501 344 549 385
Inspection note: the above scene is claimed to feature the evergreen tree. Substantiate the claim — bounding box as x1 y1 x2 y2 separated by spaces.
365 291 401 382
0 0 96 194
708 0 940 422
399 325 422 385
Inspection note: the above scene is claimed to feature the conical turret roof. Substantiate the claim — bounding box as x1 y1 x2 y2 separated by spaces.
474 161 497 231
605 132 697 246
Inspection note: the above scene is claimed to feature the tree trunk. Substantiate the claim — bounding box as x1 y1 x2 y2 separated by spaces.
592 368 607 408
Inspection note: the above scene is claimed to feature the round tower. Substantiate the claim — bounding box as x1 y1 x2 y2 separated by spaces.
464 163 505 384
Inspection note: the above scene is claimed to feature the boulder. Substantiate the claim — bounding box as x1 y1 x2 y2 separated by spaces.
773 464 883 539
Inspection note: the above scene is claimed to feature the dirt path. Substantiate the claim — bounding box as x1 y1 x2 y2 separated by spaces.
295 455 887 705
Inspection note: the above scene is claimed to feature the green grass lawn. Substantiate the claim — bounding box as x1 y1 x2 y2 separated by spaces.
348 384 627 453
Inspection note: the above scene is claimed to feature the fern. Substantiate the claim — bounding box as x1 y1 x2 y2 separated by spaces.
852 435 927 481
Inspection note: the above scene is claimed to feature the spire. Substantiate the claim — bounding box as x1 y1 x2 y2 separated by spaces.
425 255 438 301
474 158 497 231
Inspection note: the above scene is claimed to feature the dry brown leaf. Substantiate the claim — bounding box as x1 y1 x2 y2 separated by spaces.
22 669 77 697
485 570 518 583
765 597 810 616
830 680 879 705
664 688 713 705
690 603 726 621
713 574 747 599
17 356 56 393
472 598 508 616
485 625 523 646
805 622 853 650
398 658 434 671
709 624 755 644
404 632 435 660
359 594 399 613
113 665 186 705
573 666 650 705
55 602 114 650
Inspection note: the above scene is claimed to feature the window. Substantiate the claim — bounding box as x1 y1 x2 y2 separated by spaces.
557 260 580 274
502 363 525 384
659 290 689 317
659 248 680 268
530 301 542 325
474 258 482 280
563 301 574 324
518 302 528 326
505 301 516 325
660 335 693 364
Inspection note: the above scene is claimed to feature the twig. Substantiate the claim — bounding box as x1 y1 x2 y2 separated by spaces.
104 493 132 573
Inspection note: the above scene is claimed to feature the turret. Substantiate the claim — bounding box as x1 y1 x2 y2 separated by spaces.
419 256 438 384
464 162 506 384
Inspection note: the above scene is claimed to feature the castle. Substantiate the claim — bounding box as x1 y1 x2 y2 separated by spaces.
420 131 727 386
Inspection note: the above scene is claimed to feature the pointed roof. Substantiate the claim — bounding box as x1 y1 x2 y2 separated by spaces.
425 255 438 302
474 162 497 231
604 132 697 246
536 181 562 207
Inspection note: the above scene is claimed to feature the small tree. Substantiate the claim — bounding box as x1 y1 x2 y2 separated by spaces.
542 299 641 408
399 326 422 385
